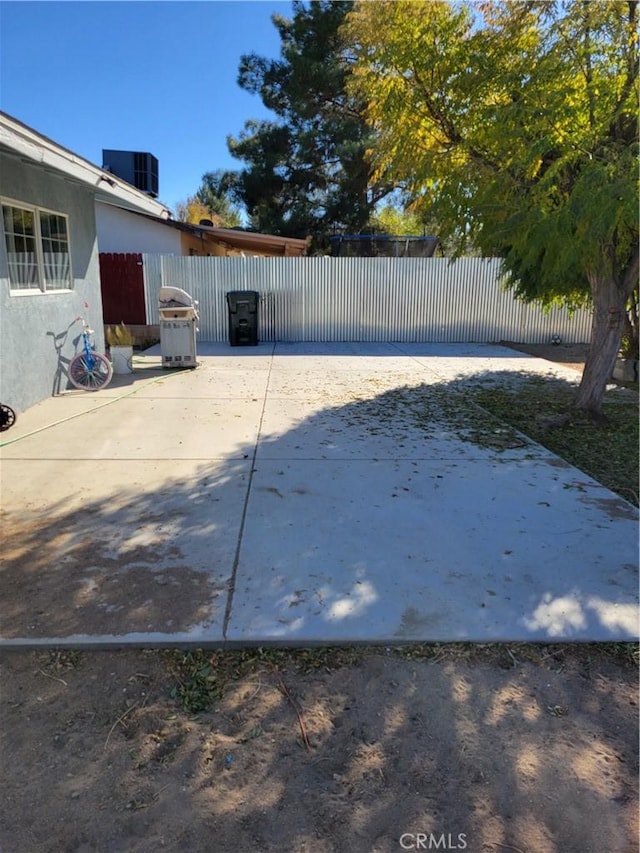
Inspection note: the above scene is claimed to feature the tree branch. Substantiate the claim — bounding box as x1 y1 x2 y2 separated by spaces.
403 62 501 173
621 244 640 301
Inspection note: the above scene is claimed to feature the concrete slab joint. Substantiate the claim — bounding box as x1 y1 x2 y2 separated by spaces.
0 342 637 648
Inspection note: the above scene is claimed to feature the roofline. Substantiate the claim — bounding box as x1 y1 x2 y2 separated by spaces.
0 111 171 219
95 204 309 252
197 225 309 251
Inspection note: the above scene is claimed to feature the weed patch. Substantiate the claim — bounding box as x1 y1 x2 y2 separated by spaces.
164 642 639 713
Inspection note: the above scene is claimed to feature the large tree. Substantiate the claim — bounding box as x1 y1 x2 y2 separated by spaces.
227 0 390 244
343 0 638 416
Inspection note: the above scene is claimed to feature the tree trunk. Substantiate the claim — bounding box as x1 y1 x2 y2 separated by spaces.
622 287 639 359
574 262 637 416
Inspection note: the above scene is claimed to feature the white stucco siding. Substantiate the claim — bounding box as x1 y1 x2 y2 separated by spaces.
96 203 181 254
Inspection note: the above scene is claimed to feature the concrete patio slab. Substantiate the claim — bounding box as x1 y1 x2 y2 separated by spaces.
1 457 250 642
266 368 437 401
174 341 276 369
1 396 263 460
257 395 543 461
394 343 582 384
1 342 637 648
227 458 638 644
131 366 271 400
273 341 413 363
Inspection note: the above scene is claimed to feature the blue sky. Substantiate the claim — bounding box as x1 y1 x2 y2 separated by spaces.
0 1 292 214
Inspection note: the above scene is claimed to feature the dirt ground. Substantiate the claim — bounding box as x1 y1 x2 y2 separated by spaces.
501 341 590 372
1 645 637 853
3 342 637 853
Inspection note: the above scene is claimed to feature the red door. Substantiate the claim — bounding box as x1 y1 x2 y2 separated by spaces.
99 253 146 324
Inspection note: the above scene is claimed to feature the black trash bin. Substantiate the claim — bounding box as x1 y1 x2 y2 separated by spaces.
226 290 259 346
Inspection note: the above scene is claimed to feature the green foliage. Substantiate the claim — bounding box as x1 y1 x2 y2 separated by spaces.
344 0 638 300
370 203 424 236
344 0 639 412
169 652 224 714
621 288 639 359
227 0 390 243
177 172 242 228
470 375 639 506
195 170 242 228
174 197 211 225
166 646 365 713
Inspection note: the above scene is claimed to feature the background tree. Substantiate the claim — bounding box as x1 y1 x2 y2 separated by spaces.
343 0 638 416
195 170 242 228
175 197 212 225
227 0 390 246
175 170 242 228
370 203 425 237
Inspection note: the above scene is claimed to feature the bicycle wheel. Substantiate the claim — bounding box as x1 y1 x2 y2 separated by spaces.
0 404 16 431
68 351 113 391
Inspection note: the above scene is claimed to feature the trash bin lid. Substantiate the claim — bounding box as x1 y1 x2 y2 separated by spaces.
226 290 259 310
159 286 195 308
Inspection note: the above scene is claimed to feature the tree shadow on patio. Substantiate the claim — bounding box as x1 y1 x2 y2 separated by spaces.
1 368 636 643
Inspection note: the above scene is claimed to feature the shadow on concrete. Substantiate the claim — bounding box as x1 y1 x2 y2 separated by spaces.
1 366 637 644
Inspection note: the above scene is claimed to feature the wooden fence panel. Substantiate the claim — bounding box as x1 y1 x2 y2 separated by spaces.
99 253 146 325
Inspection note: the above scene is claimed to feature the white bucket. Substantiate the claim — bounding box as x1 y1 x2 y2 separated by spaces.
111 345 133 374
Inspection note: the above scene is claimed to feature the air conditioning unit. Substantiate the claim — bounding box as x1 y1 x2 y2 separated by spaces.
102 149 159 198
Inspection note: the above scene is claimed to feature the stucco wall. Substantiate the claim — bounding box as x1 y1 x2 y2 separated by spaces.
0 152 104 413
96 203 182 254
178 231 222 256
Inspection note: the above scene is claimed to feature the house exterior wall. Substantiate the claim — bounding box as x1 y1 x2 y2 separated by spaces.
208 241 228 257
96 202 182 254
178 232 277 257
177 231 305 257
0 152 104 413
178 231 220 256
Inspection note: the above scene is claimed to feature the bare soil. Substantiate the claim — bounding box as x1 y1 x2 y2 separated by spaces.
1 645 637 853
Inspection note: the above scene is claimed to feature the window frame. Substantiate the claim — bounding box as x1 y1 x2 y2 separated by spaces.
2 197 73 294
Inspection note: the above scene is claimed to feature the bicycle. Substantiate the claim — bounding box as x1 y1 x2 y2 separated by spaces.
68 316 113 391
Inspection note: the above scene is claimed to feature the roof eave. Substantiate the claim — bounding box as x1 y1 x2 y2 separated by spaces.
0 112 171 219
197 225 309 253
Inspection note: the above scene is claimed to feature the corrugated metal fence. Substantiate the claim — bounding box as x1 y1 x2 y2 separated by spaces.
143 255 592 344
